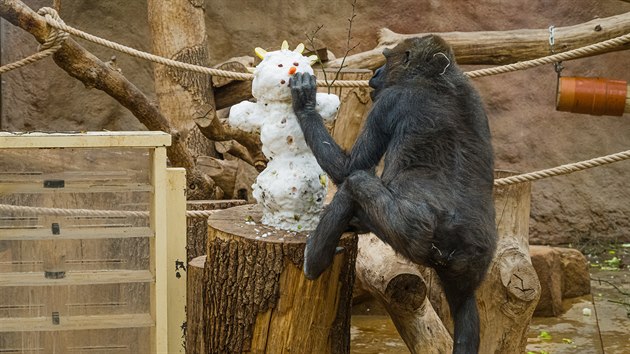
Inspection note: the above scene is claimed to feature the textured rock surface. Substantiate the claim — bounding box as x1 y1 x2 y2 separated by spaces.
2 0 629 243
530 245 592 317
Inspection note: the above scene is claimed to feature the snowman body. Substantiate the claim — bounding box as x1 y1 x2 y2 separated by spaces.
228 43 339 231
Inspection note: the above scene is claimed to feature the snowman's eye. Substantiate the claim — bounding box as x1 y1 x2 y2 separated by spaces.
278 64 283 67
293 62 299 66
280 80 286 84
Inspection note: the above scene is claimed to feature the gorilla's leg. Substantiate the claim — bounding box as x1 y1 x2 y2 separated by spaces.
437 270 481 354
303 182 355 280
346 169 484 353
344 170 435 261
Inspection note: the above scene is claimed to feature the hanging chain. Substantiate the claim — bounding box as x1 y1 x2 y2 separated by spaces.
548 25 565 77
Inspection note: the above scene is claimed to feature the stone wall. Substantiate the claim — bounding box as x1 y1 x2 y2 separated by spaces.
2 0 629 244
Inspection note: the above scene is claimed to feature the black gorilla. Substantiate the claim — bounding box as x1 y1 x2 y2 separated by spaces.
290 35 497 354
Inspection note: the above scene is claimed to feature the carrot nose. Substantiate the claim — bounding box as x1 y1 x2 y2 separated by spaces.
288 66 297 75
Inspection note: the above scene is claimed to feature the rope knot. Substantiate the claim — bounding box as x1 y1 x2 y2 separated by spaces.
36 7 69 51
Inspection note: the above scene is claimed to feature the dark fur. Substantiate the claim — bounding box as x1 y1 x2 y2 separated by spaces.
290 35 497 354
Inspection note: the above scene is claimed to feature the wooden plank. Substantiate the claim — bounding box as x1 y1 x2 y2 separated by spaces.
0 226 153 241
166 168 186 354
150 147 168 354
0 182 152 194
0 131 171 149
0 170 134 183
0 270 154 286
0 313 153 332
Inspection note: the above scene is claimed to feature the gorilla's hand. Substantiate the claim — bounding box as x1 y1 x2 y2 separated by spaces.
290 72 318 117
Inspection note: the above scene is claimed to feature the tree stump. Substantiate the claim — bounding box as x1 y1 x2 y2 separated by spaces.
201 204 357 353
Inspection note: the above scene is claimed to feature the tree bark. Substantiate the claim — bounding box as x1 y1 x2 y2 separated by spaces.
200 204 357 353
327 12 630 70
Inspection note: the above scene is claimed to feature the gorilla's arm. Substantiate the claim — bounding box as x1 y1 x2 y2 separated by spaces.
291 72 391 185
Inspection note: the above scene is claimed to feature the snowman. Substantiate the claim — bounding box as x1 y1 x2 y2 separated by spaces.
228 41 340 231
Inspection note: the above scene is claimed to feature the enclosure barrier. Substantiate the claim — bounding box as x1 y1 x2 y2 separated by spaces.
0 131 186 354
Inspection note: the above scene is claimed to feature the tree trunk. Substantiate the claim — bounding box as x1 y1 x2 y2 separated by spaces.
147 0 219 199
199 204 357 353
326 12 630 70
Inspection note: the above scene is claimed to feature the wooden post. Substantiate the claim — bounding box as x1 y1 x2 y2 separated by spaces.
200 204 357 353
166 168 187 354
186 255 207 354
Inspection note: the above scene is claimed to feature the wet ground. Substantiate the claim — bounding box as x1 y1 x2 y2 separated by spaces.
351 244 630 354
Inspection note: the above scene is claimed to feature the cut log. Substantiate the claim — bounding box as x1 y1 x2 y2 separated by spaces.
212 56 254 88
327 12 630 70
355 234 453 354
200 204 357 353
186 255 207 354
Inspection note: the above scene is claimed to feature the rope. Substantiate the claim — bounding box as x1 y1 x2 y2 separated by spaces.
1 8 629 215
494 149 630 187
2 149 629 218
0 8 69 74
33 7 630 84
0 203 215 218
466 32 630 78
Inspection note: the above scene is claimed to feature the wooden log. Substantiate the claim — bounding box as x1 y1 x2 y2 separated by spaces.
186 255 207 354
201 204 357 353
326 12 630 70
355 234 453 354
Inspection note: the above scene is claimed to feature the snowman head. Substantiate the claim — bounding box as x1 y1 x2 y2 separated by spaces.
252 41 318 102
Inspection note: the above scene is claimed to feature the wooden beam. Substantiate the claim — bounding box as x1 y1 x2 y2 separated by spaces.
326 12 630 70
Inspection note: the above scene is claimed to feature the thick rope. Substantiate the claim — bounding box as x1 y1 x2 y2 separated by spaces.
34 7 630 84
494 149 630 187
0 203 215 218
1 149 629 217
466 32 630 78
1 8 629 216
0 8 69 74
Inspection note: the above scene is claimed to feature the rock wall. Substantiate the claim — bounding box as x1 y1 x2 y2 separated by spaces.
2 0 629 245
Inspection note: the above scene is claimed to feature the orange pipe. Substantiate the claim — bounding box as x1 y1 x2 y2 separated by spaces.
556 77 628 116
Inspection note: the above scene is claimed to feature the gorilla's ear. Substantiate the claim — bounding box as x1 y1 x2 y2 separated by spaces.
430 52 451 75
404 50 411 64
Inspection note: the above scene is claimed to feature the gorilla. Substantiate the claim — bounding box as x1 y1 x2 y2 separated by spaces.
290 35 497 354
